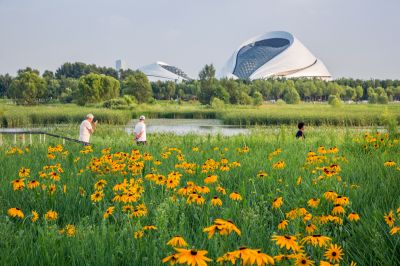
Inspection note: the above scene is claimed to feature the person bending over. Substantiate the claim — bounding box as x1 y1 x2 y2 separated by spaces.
79 113 96 144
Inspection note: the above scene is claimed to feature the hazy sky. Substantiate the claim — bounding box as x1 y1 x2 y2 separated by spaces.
1 0 399 79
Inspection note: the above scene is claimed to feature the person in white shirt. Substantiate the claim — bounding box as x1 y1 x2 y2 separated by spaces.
134 115 147 145
79 113 96 144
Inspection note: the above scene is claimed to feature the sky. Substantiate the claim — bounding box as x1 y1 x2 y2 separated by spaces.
0 0 399 79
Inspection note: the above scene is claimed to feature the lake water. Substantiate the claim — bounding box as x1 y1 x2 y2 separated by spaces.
125 119 249 136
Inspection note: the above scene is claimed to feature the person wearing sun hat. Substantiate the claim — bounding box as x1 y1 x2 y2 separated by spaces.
79 113 97 144
134 115 147 145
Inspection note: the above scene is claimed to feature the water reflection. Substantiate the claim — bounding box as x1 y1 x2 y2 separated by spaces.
125 119 249 136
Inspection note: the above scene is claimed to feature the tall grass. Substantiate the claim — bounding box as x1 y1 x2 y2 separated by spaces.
0 127 399 265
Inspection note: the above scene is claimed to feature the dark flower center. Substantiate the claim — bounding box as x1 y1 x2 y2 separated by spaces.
190 250 198 255
332 252 337 256
284 235 292 240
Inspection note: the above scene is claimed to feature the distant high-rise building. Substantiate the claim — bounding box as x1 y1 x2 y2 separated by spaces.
115 59 127 71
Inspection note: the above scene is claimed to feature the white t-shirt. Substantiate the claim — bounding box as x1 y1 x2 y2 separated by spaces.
134 122 146 141
79 120 93 142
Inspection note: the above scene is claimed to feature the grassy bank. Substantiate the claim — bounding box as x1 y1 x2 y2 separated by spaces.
0 128 399 265
0 101 399 127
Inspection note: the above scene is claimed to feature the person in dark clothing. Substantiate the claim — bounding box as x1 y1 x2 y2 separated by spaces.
296 122 305 139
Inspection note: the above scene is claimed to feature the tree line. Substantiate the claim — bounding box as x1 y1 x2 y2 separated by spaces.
1 62 399 106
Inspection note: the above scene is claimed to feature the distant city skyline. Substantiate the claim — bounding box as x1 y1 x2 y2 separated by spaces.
0 0 399 79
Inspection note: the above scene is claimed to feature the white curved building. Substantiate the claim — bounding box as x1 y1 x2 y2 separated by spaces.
218 31 331 80
138 61 192 82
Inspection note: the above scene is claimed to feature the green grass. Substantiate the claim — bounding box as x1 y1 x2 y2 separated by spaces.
1 102 399 127
0 127 399 265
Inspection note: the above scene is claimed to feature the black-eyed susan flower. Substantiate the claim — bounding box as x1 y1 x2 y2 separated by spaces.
384 160 396 167
334 196 349 206
305 224 317 235
324 244 344 263
273 160 286 169
229 192 242 201
45 210 58 221
271 235 301 251
348 212 360 222
94 179 107 190
91 190 104 202
278 220 289 230
27 180 40 189
103 206 114 219
11 178 25 191
174 248 212 266
167 236 188 247
295 256 315 266
204 175 218 184
324 191 338 201
384 210 395 227
162 253 179 265
332 204 345 215
272 197 283 209
31 210 39 222
390 226 400 235
65 224 76 237
18 167 30 177
8 207 24 219
257 171 268 178
307 198 320 208
300 234 331 247
210 196 222 207
216 186 226 195
203 219 241 238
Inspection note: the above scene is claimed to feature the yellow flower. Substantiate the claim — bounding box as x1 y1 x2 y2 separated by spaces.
11 178 25 191
305 224 317 235
348 212 360 222
324 244 343 263
229 192 242 201
390 226 400 235
27 180 40 189
307 198 320 208
384 160 396 167
45 210 58 221
257 171 268 178
324 191 338 201
31 210 39 222
271 235 301 251
210 196 222 207
18 167 30 177
332 204 345 215
204 175 218 184
167 236 188 247
103 206 114 219
134 230 144 239
203 219 241 238
65 224 76 237
277 220 289 230
295 256 315 266
273 160 286 169
272 197 283 209
8 208 24 219
300 234 331 247
384 210 395 227
174 248 212 266
94 179 107 190
91 190 104 202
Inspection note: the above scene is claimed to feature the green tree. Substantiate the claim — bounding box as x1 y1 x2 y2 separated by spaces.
355 86 364 101
252 91 263 106
122 71 152 103
283 81 300 104
198 64 216 80
9 71 47 105
343 86 356 101
0 74 13 97
77 73 120 105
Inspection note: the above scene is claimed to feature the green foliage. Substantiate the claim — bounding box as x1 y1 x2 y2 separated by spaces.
9 71 47 105
276 99 286 105
283 81 300 104
328 95 342 107
252 91 263 106
377 94 389 104
122 71 152 103
210 97 225 109
76 74 120 106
